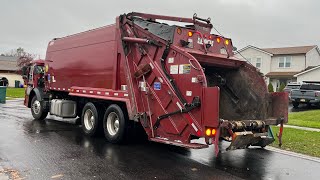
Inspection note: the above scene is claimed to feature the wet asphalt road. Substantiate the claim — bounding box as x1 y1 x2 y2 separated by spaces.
1 100 320 180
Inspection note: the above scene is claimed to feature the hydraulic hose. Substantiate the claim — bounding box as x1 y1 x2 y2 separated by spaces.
160 44 187 106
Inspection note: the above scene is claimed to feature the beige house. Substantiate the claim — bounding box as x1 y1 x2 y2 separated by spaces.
0 55 24 87
294 65 320 83
235 45 320 91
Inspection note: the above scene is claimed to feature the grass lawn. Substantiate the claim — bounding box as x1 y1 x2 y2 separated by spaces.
6 87 25 98
270 126 320 157
288 110 320 129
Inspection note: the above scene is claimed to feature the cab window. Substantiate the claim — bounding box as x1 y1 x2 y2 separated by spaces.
34 66 45 74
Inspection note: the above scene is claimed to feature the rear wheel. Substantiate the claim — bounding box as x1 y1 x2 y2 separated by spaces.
103 104 126 143
31 96 48 120
292 102 299 108
81 102 102 136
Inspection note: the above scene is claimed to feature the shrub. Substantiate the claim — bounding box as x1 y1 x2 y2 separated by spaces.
268 83 274 92
279 83 286 92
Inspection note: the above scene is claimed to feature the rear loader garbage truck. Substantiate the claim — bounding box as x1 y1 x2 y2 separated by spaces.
22 12 288 155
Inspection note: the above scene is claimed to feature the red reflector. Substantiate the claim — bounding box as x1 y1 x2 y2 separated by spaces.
209 35 213 39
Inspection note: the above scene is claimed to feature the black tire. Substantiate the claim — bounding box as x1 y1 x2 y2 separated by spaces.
81 102 102 136
292 102 299 108
103 104 126 143
31 96 48 120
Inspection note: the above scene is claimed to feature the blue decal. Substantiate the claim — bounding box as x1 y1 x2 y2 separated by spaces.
154 82 161 90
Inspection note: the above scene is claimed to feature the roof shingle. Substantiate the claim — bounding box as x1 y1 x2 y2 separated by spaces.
0 60 18 71
0 55 18 61
262 45 316 55
0 56 19 71
265 72 300 77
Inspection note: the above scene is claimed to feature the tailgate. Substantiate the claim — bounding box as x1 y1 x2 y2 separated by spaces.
291 90 316 99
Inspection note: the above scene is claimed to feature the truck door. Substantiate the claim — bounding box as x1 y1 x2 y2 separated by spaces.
28 65 34 86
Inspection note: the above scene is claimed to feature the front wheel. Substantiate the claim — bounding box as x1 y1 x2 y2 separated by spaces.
31 96 48 120
103 104 126 143
292 102 299 108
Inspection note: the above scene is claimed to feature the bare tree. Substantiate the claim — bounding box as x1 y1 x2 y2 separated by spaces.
17 53 36 70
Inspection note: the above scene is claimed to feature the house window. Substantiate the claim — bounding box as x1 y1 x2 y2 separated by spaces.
256 57 262 68
279 57 291 68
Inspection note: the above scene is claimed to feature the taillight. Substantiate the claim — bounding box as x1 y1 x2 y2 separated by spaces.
225 39 229 45
205 128 216 136
209 35 213 39
206 129 211 136
216 37 221 43
211 129 216 136
188 31 193 37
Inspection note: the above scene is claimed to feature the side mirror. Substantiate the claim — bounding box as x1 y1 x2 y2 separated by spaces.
21 66 29 76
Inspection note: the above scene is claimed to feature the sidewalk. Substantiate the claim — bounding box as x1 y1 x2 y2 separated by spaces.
283 124 320 132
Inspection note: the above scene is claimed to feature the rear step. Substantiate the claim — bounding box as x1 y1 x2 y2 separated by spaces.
150 137 209 149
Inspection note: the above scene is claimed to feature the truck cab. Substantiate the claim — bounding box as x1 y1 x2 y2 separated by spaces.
22 60 48 118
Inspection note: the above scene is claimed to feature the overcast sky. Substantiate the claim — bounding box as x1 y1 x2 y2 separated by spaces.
1 0 319 58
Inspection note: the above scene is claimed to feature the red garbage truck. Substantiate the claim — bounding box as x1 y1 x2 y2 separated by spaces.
22 12 288 155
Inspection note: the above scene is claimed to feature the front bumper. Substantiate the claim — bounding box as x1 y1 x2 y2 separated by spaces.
291 98 320 104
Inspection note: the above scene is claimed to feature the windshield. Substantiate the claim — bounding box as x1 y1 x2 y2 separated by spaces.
34 65 45 74
300 84 320 90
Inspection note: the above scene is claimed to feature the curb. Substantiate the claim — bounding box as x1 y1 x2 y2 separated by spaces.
266 146 320 163
282 124 320 132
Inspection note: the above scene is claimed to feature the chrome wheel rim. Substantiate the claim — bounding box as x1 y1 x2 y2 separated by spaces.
32 100 41 115
106 112 119 136
84 109 95 131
